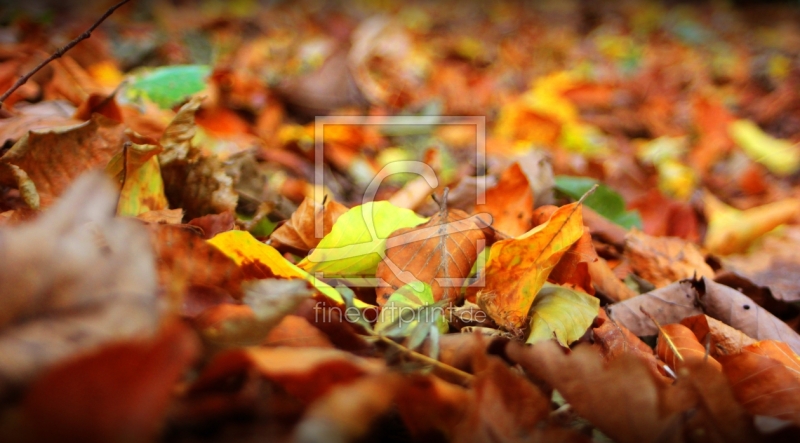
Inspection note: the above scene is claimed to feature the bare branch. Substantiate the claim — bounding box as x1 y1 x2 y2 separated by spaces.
0 0 133 108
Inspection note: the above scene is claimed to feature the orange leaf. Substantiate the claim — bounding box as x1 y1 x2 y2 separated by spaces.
270 196 348 252
21 321 199 442
656 323 722 372
376 195 486 305
474 163 533 237
719 342 800 425
478 202 584 332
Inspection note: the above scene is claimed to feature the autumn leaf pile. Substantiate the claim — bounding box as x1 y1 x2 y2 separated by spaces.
3 1 800 442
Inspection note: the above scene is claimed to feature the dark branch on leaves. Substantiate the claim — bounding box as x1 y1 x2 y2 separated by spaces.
0 0 133 108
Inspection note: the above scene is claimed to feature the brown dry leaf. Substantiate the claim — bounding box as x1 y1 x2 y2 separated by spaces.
656 323 722 372
588 257 637 302
628 189 701 242
696 277 800 355
190 347 384 404
0 171 160 394
719 344 800 425
592 309 670 384
270 196 348 252
550 231 597 295
137 208 184 224
723 226 800 303
293 373 404 443
158 96 239 220
187 211 235 240
453 352 551 443
606 279 703 336
0 102 81 146
0 113 125 209
474 163 533 237
72 92 123 123
624 229 715 288
18 321 199 443
376 194 485 305
149 224 245 306
680 314 756 357
506 341 683 443
262 315 335 349
393 374 473 440
740 340 800 381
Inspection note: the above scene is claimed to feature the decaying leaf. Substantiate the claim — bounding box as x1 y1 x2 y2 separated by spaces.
695 277 800 355
158 96 239 220
592 309 670 384
106 141 168 217
478 202 585 332
376 194 485 305
624 229 715 288
0 172 160 393
270 196 348 252
606 279 703 336
0 113 125 209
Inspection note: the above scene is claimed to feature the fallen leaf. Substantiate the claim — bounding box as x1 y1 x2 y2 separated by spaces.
696 277 800 355
729 119 800 176
555 176 642 229
107 141 168 217
374 282 449 341
474 163 533 237
293 374 404 443
526 283 600 346
263 315 334 348
624 229 715 288
719 343 800 425
0 102 81 146
703 190 800 255
137 208 184 224
606 279 703 336
187 211 235 240
376 195 485 305
158 96 239 220
190 347 384 404
208 230 347 305
0 171 160 393
550 231 597 294
270 196 348 252
150 224 245 305
0 113 125 208
123 65 211 109
199 280 312 350
588 257 637 302
680 314 756 357
655 323 722 372
19 321 199 443
592 309 670 384
507 341 683 443
478 202 585 332
299 201 427 279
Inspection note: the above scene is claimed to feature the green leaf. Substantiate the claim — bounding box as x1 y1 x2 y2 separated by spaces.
526 283 600 347
375 282 448 340
729 119 800 177
123 65 210 109
555 176 642 229
298 201 427 277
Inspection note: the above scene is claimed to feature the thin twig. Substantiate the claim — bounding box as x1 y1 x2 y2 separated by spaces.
0 0 133 108
376 335 475 385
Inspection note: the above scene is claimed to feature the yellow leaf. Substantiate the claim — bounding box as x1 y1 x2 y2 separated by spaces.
703 191 800 255
729 119 800 176
526 283 600 347
208 230 367 306
478 202 585 332
106 142 168 216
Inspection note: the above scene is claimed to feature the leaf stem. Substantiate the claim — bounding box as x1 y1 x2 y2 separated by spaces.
376 334 474 385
